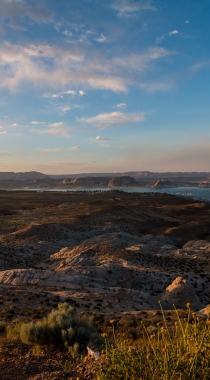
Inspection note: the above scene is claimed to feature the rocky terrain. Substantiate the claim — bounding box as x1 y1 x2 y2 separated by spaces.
0 171 210 190
0 190 209 313
0 190 210 379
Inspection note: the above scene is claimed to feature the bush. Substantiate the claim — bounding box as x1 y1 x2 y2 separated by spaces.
0 321 6 333
19 303 103 352
6 321 22 340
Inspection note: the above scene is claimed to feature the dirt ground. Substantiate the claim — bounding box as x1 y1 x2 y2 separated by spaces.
0 190 210 379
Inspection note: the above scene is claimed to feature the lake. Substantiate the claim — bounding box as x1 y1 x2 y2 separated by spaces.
12 186 210 202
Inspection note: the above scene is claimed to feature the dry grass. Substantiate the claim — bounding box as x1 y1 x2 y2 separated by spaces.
94 305 210 380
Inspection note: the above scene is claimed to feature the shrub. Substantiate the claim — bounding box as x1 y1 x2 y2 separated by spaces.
19 303 103 352
6 321 22 340
0 321 6 333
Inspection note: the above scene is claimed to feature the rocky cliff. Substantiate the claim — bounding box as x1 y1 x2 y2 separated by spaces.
108 176 138 187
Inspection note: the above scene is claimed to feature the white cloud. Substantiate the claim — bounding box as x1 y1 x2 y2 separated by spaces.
11 122 18 127
42 128 70 136
43 90 76 98
63 30 72 37
42 93 61 98
139 81 173 92
96 34 107 43
59 106 71 113
48 122 65 128
113 103 127 109
110 0 156 16
33 121 70 137
0 131 7 135
90 136 110 141
169 30 179 35
82 111 145 128
31 121 46 125
72 146 83 150
0 42 174 94
191 61 210 71
114 46 173 70
185 20 189 24
64 90 76 95
37 148 61 153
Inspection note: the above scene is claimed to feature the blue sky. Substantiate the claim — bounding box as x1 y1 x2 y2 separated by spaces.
0 0 210 174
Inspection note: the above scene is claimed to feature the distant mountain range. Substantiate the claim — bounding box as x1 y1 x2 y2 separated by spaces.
0 172 48 180
50 171 210 180
0 171 210 181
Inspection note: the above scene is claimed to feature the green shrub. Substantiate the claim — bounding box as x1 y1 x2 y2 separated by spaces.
20 302 103 352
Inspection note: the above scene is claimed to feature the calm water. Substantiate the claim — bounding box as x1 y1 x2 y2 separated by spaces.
12 186 210 202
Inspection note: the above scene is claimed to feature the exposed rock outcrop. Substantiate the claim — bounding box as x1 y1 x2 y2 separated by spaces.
161 276 203 310
147 179 176 188
108 176 138 187
196 304 210 318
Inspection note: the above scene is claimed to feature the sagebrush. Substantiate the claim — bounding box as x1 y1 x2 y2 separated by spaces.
19 303 103 352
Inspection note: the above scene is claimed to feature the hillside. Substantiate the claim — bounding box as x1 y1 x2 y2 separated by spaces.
0 190 210 379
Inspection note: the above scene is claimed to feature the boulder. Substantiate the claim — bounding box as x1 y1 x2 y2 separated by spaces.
161 276 203 310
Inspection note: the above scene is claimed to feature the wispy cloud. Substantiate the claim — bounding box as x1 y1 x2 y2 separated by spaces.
96 34 107 43
110 0 156 16
58 106 71 113
139 80 174 92
191 61 210 72
42 90 76 98
90 136 110 141
64 90 76 95
72 146 83 150
114 46 173 70
62 30 72 37
82 111 145 128
31 121 46 125
169 30 179 35
1 0 53 29
113 103 127 109
49 122 65 128
0 42 173 94
32 122 71 137
157 30 179 44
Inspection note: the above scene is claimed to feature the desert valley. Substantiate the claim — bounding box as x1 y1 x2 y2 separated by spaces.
0 188 210 379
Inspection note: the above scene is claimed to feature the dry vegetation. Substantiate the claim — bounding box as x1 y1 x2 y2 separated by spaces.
0 190 210 379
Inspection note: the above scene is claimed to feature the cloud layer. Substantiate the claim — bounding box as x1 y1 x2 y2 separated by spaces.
0 42 173 93
110 0 156 16
1 0 53 29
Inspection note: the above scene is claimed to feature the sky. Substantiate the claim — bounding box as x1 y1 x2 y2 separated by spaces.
0 0 210 174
